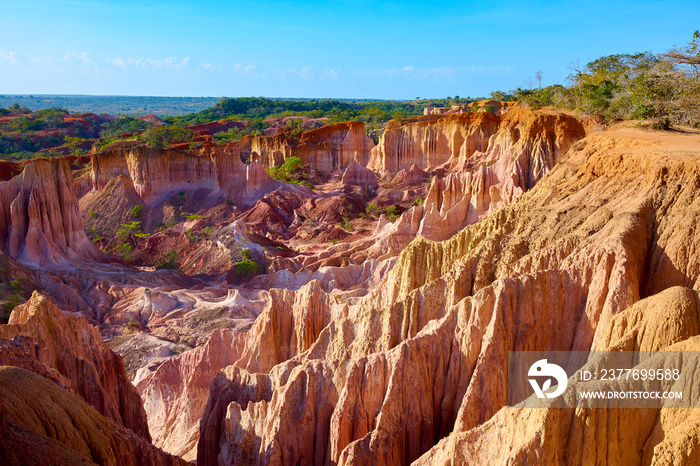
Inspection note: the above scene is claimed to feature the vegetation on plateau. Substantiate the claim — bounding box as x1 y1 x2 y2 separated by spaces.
497 31 700 129
164 96 474 133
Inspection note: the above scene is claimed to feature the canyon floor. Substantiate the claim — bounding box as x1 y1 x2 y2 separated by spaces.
1 104 700 465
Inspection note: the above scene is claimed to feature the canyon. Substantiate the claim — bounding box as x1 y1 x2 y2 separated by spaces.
1 102 699 465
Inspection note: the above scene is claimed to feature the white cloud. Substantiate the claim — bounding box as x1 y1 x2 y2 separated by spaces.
106 57 127 70
106 56 190 71
285 67 313 80
202 62 224 71
232 63 256 74
61 51 91 64
322 68 341 79
0 51 17 64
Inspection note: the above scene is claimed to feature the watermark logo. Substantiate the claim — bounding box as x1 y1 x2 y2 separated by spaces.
510 351 698 408
528 359 568 399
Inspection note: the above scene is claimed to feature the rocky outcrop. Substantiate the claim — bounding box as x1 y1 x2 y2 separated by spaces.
0 158 103 266
368 107 583 174
197 125 700 464
0 160 21 181
341 161 378 188
89 140 280 205
239 121 375 172
0 291 151 440
393 164 427 185
415 288 700 465
368 112 498 172
0 366 188 466
137 329 247 461
136 280 334 460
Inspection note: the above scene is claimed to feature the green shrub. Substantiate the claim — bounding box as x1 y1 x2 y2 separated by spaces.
365 203 380 216
233 248 262 275
339 216 354 231
131 204 142 218
185 229 198 242
386 205 400 222
138 126 196 148
115 243 133 260
99 116 149 138
156 250 178 270
266 156 307 184
125 319 140 333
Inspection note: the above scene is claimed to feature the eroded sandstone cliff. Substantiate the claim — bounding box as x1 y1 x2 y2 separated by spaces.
239 121 375 171
0 158 103 265
0 291 150 439
0 366 188 466
7 104 700 466
195 124 700 465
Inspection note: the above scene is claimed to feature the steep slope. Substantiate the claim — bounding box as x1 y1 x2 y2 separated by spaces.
0 291 151 439
415 287 700 465
0 158 104 265
239 121 375 171
137 280 333 460
368 107 583 174
197 124 700 464
88 140 279 205
126 107 587 461
0 366 188 466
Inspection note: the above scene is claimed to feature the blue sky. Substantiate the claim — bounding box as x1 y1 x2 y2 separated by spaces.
0 0 698 99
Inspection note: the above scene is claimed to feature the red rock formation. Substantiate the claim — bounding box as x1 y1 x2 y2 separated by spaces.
239 121 375 171
393 164 428 185
296 121 375 171
137 113 169 126
0 291 151 440
137 329 247 461
0 160 21 181
368 107 583 174
88 140 281 207
415 287 700 465
0 366 188 466
0 158 104 265
196 125 700 465
341 161 378 188
137 280 332 460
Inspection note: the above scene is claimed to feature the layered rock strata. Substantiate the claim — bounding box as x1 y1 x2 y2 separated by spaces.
0 366 188 466
0 291 151 440
239 121 375 171
0 158 104 265
196 125 700 464
89 140 280 205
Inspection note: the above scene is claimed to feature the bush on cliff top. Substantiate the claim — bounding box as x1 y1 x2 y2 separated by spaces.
138 126 195 148
506 32 700 128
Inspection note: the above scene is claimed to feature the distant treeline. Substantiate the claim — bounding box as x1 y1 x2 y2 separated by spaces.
0 95 219 116
162 96 474 131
